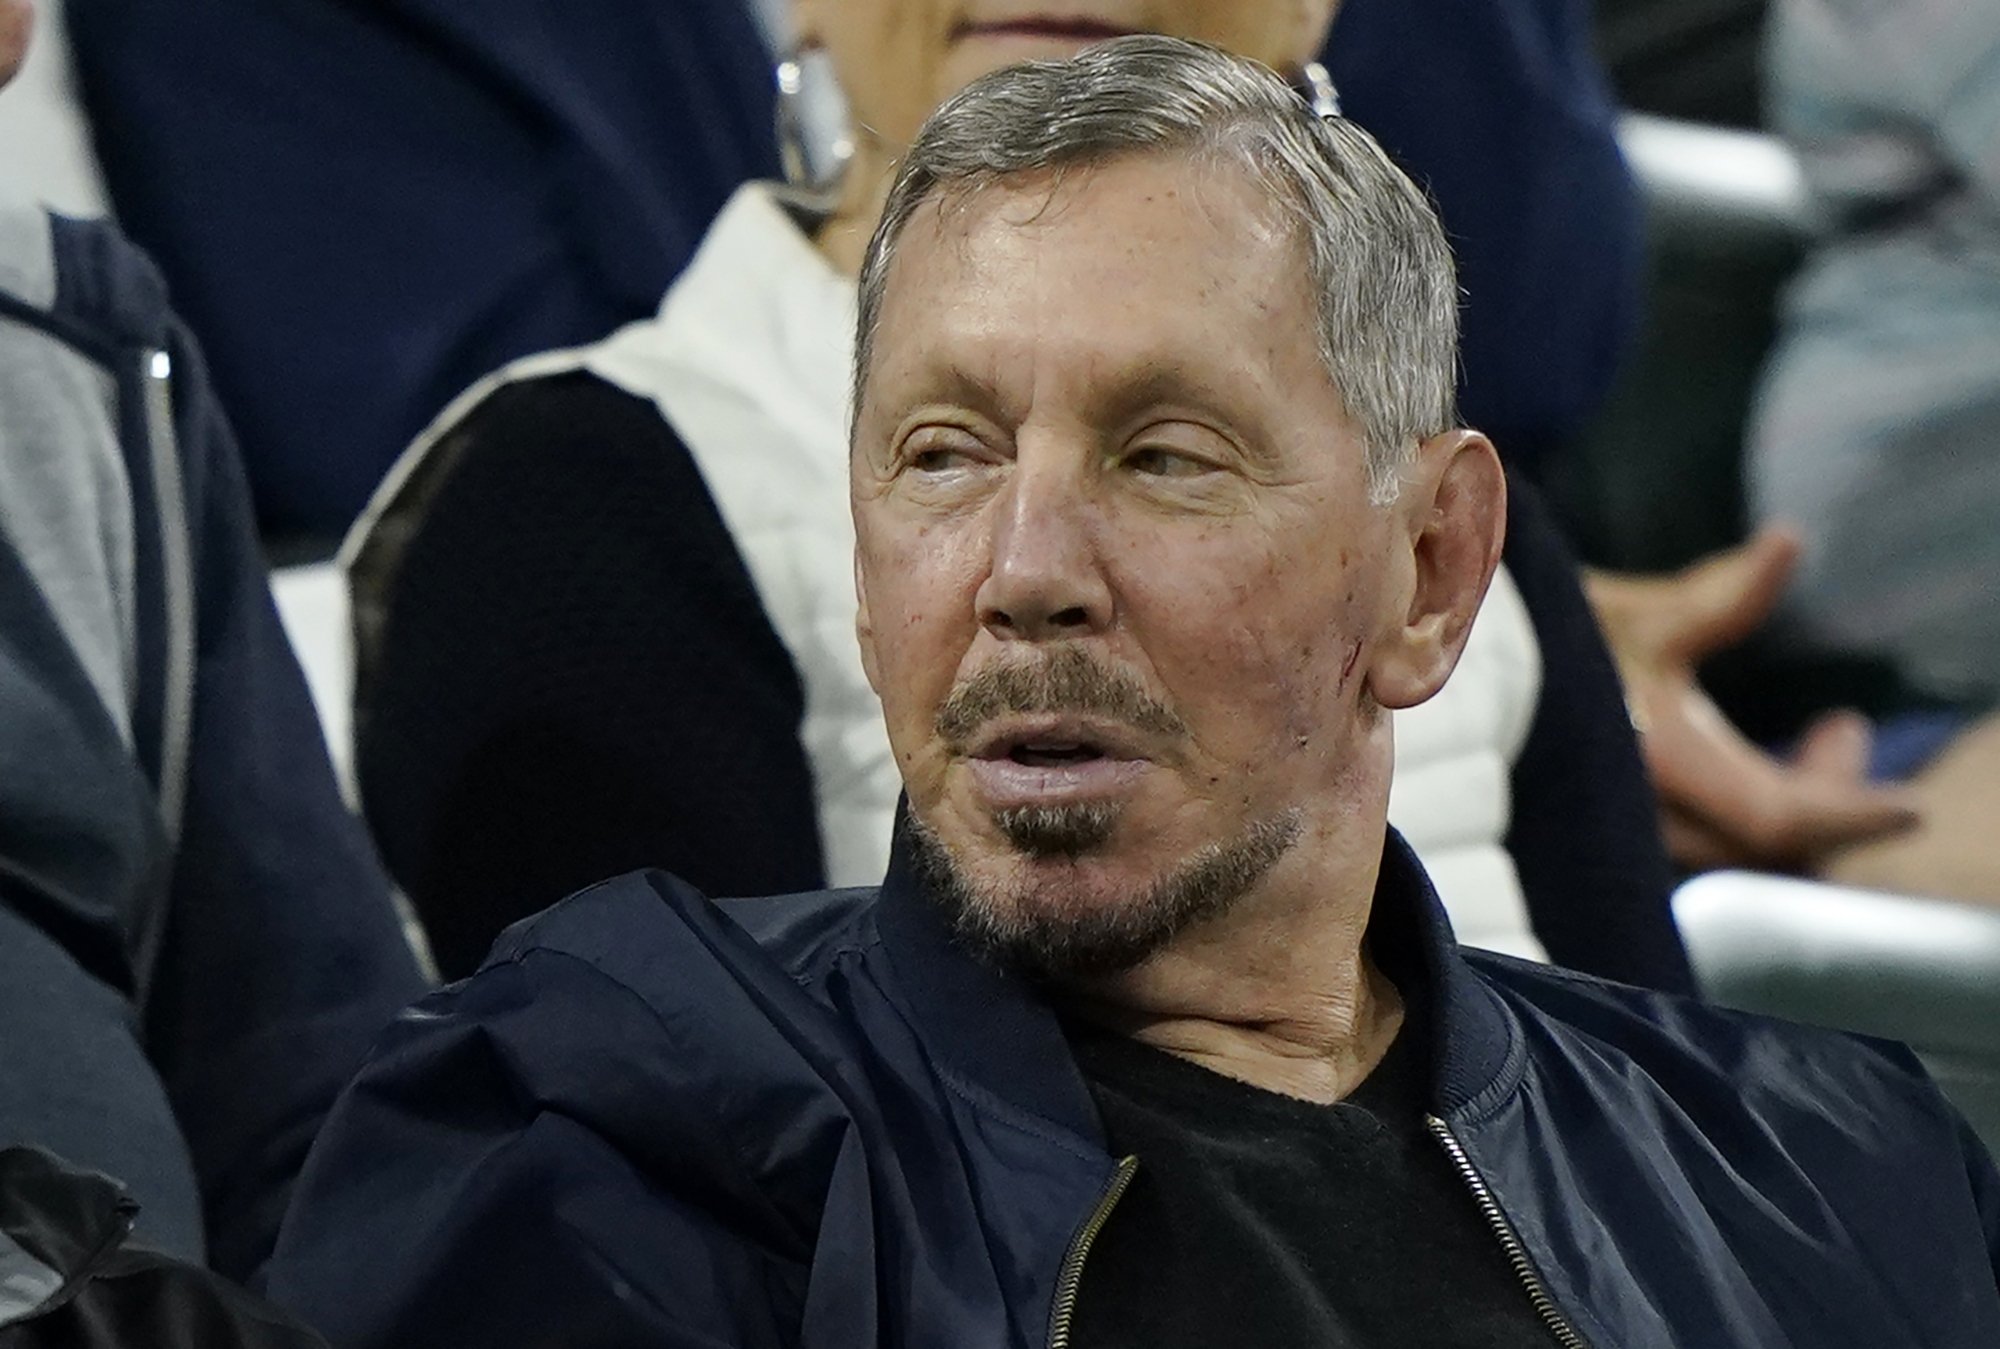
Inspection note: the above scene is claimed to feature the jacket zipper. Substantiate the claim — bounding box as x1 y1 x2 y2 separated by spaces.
141 346 195 846
1046 1154 1138 1349
1425 1115 1592 1349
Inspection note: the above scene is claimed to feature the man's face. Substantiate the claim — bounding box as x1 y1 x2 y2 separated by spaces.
0 0 32 90
852 153 1409 974
793 0 1338 159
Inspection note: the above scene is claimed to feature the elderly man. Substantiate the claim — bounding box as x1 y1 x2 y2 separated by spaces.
266 37 2000 1348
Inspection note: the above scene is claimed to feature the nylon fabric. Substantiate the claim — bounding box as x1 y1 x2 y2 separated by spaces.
263 833 2000 1346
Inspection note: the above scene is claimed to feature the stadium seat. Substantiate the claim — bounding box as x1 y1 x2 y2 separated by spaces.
1676 871 2000 1155
1553 113 1808 574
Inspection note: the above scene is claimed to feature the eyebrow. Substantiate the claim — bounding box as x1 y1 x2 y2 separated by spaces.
1091 364 1267 425
879 364 1015 427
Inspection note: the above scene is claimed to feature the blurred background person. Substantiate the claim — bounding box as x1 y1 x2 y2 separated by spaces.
61 0 779 541
0 0 426 1282
1329 0 1646 478
1742 0 2000 902
0 0 104 215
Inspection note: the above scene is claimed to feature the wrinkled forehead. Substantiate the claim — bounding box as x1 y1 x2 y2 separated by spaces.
894 147 1304 295
858 151 1320 417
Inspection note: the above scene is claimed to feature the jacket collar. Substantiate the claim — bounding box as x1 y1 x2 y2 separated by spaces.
873 820 1525 1141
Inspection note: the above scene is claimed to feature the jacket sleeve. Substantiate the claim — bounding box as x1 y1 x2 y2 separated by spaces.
1501 468 1696 994
140 318 428 1284
262 953 800 1349
351 373 826 981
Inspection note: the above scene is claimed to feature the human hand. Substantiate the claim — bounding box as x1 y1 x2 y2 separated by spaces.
0 0 30 90
1585 527 1920 871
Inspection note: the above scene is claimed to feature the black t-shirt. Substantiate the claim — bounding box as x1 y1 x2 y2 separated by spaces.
1065 1005 1557 1348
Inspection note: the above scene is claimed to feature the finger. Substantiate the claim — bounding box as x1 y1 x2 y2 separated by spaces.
1665 527 1802 659
1660 802 1758 872
1643 686 1918 866
1768 774 1921 861
1792 708 1873 782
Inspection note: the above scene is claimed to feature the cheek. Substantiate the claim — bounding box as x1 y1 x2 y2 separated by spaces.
1121 534 1375 764
858 524 986 736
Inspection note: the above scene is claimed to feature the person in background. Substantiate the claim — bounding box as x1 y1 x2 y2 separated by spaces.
0 0 426 1282
265 44 2000 1344
345 0 1698 992
61 0 779 538
1743 0 2000 903
0 0 105 216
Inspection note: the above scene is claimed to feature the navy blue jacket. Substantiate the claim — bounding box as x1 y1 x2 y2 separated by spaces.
0 210 427 1280
265 833 2000 1347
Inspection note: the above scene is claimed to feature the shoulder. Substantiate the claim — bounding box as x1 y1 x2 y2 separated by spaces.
346 364 723 637
0 206 171 354
477 871 881 1024
343 874 883 1183
1470 949 1964 1145
440 368 677 453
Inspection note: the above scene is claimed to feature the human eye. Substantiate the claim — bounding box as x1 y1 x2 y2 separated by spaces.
1123 445 1218 479
896 424 999 484
908 442 984 473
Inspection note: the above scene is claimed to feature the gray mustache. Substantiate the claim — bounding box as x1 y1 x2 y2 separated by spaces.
936 645 1188 748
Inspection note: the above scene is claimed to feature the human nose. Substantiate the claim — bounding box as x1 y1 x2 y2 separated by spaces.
973 453 1114 642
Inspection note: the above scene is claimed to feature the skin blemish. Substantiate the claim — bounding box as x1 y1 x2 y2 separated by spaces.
1339 637 1363 685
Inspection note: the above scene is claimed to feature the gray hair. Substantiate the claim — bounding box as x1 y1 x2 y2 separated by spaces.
852 35 1461 504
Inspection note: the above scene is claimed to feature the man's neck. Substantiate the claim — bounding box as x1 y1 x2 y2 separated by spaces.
1058 841 1405 1105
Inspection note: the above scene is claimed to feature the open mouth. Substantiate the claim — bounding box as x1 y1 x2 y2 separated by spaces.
971 715 1136 765
1005 739 1110 767
964 717 1151 808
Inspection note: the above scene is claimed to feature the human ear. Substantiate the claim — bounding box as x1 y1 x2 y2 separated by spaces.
1364 429 1506 710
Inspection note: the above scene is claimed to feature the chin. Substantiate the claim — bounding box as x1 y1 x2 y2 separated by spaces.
908 808 1301 981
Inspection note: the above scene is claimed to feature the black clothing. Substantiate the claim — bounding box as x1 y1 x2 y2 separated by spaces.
357 370 1690 990
1501 471 1682 988
0 1148 326 1348
263 831 2000 1347
1595 0 1767 129
1066 1005 1557 1348
1329 0 1646 476
68 0 779 534
353 374 823 978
